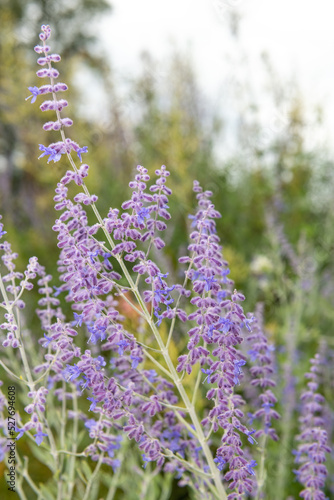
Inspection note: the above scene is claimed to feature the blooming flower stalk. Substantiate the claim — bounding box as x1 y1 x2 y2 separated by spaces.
20 24 262 498
0 22 330 500
294 353 330 500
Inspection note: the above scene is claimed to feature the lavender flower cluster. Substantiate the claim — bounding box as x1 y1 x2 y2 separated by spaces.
0 24 331 500
294 354 331 500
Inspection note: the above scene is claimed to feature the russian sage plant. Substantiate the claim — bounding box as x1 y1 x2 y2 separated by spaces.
294 354 331 500
0 24 331 500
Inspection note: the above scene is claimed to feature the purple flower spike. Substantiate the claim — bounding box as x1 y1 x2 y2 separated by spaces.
247 304 280 441
20 24 333 499
213 456 226 471
25 86 41 103
294 353 330 499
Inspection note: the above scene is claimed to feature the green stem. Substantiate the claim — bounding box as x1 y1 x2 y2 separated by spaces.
20 455 42 498
67 387 79 499
255 434 268 500
57 381 66 500
274 281 303 496
191 359 204 407
163 449 213 481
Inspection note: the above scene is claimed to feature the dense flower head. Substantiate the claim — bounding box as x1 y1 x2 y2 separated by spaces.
33 153 210 483
173 181 257 492
294 353 330 499
1 22 261 499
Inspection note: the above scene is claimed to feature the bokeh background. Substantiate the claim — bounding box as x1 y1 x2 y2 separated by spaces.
0 1 334 498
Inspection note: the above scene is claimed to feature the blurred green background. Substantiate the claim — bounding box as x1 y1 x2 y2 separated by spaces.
0 0 333 498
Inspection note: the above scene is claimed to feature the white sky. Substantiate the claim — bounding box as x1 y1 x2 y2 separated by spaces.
94 0 334 154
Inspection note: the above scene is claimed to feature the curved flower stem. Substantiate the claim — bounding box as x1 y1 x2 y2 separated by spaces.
205 421 215 442
57 450 85 457
174 410 199 438
0 276 32 386
15 482 28 500
0 359 28 384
